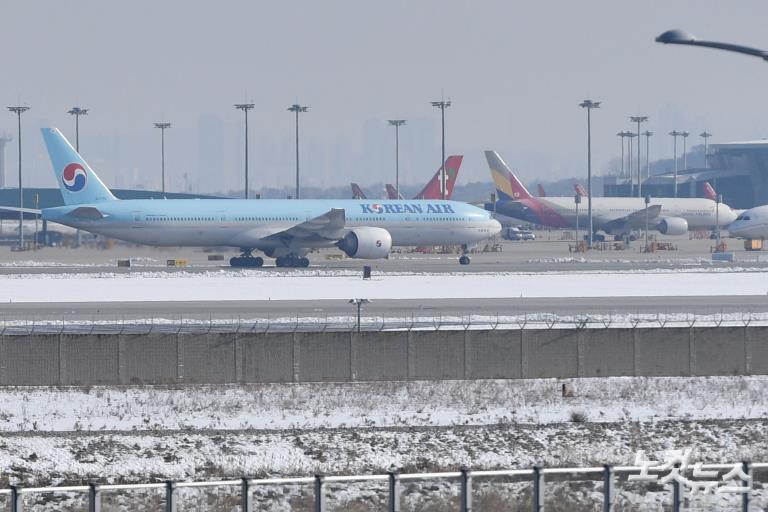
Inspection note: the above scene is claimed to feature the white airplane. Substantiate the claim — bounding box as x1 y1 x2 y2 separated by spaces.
0 128 500 267
484 150 738 237
728 206 768 239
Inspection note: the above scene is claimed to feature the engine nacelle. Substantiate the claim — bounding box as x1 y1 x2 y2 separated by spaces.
337 227 392 259
656 217 688 236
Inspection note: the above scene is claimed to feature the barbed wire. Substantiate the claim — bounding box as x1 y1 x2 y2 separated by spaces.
0 311 763 336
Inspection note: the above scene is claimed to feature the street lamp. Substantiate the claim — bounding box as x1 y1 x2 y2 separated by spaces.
67 106 88 152
630 116 648 197
154 122 172 194
669 130 682 197
579 99 600 248
656 29 768 61
700 131 712 169
388 120 406 198
430 99 451 199
234 103 255 199
617 131 629 177
681 131 690 172
349 298 371 332
626 132 636 190
642 131 653 192
287 104 309 199
8 105 29 249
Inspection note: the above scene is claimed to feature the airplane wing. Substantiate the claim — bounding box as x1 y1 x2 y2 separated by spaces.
261 208 347 245
0 206 42 215
602 205 661 233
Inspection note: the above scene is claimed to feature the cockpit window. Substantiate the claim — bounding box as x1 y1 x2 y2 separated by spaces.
737 215 750 221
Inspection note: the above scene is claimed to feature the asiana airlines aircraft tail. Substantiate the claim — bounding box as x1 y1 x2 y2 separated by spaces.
3 129 500 267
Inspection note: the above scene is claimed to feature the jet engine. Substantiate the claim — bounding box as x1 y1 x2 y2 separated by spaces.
656 217 688 236
337 227 392 259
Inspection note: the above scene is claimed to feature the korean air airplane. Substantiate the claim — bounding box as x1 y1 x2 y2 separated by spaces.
8 129 500 267
484 150 737 238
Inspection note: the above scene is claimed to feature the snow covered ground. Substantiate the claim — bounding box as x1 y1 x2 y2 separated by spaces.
3 377 768 510
2 268 768 303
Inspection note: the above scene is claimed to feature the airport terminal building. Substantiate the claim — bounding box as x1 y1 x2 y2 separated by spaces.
605 140 768 209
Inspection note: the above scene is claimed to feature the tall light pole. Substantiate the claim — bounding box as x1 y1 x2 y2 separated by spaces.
67 107 88 152
580 99 600 248
626 133 636 195
154 122 171 194
287 104 309 199
681 131 690 172
617 131 628 177
235 103 255 199
8 106 29 249
630 116 648 197
700 131 712 169
430 99 451 199
387 120 406 198
669 130 682 197
642 130 653 193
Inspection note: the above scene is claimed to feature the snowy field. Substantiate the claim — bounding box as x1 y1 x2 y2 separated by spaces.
3 377 768 510
2 268 768 303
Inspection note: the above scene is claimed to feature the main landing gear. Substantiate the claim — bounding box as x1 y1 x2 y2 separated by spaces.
275 255 310 268
230 250 264 268
459 255 471 265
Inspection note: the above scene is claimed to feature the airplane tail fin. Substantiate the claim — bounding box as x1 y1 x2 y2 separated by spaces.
351 183 367 199
537 184 546 197
42 128 117 206
703 181 717 201
385 184 403 200
484 150 532 201
575 183 587 197
414 155 463 200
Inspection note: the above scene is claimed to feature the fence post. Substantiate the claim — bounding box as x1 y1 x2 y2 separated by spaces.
742 461 751 512
314 474 325 512
671 465 682 512
242 477 252 512
388 471 400 512
88 482 101 512
165 480 177 512
460 467 472 512
532 466 544 512
10 485 21 512
602 465 613 512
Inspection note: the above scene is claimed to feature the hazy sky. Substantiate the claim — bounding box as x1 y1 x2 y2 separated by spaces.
2 1 768 195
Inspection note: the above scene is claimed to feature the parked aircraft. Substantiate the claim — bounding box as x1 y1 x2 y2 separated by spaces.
2 129 499 267
727 206 768 239
484 150 737 237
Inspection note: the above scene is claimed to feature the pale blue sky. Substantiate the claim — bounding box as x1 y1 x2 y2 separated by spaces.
2 0 767 195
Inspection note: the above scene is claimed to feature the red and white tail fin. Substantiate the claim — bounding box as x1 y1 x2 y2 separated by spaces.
351 183 367 200
414 155 463 200
703 182 717 201
537 184 546 197
385 184 403 200
575 183 587 197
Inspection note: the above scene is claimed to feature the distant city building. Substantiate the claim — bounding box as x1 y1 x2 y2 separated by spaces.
605 140 767 208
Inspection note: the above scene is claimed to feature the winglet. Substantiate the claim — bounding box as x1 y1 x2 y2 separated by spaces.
703 182 717 201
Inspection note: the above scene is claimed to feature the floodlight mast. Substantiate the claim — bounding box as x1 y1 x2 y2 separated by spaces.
154 122 172 194
700 131 712 169
287 104 309 199
7 105 29 249
235 103 255 199
430 99 451 200
67 106 88 152
669 130 682 197
579 99 600 248
388 120 406 198
630 116 648 197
